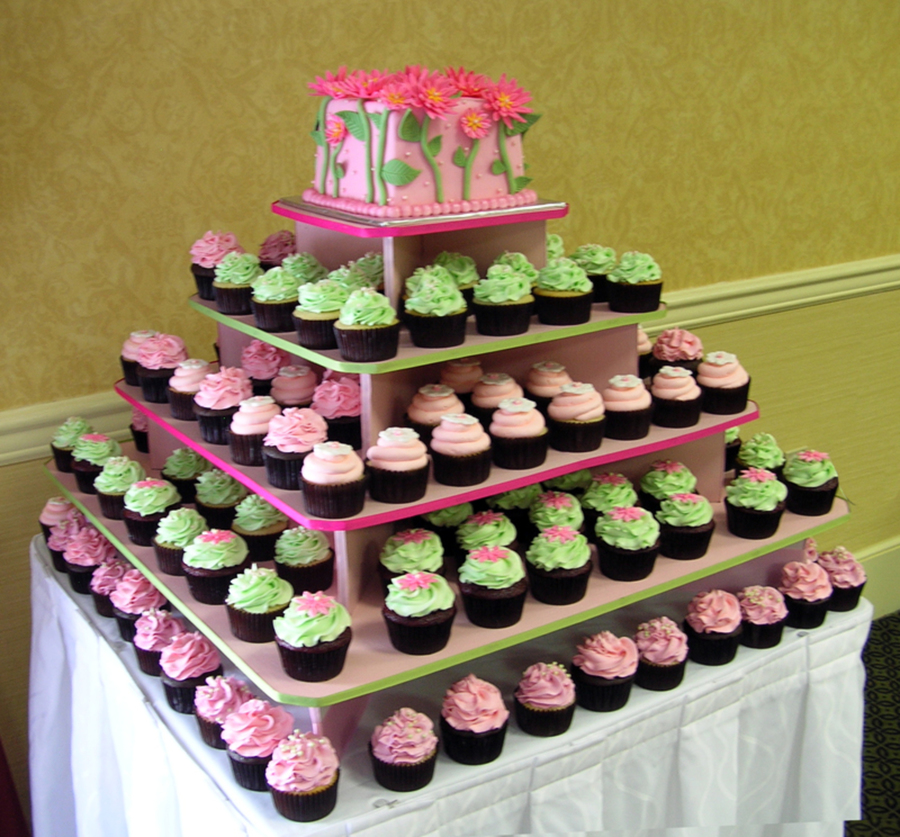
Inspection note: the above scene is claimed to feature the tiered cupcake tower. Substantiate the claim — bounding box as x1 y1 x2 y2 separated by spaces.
47 199 849 716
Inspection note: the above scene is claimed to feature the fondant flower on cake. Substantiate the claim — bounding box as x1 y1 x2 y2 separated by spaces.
404 67 457 120
444 66 490 97
378 81 412 111
325 118 347 146
470 545 507 563
308 67 350 98
542 526 578 543
460 108 491 140
482 74 533 128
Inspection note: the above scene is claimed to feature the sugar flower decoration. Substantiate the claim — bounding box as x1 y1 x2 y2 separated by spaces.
470 545 507 563
609 506 645 522
294 592 336 617
742 467 776 483
396 572 437 591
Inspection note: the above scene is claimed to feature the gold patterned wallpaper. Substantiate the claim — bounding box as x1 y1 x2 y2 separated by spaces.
3 0 899 409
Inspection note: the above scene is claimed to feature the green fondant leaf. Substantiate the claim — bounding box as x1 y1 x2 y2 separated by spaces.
336 110 366 141
491 159 507 176
398 109 422 142
511 175 532 194
382 159 421 186
426 134 442 156
452 146 468 167
334 163 345 180
311 129 326 148
505 113 542 137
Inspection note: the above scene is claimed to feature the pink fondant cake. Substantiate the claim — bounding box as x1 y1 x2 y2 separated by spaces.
303 66 540 218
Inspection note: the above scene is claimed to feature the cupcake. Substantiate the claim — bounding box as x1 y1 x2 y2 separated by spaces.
300 442 367 519
280 251 327 286
736 433 785 479
120 330 159 386
493 251 540 285
193 367 253 445
46 509 88 573
370 708 438 791
50 416 93 473
524 361 573 415
440 674 509 764
683 590 743 665
135 333 189 403
273 526 334 594
270 365 318 408
194 469 248 529
292 279 348 350
382 572 456 655
458 545 528 628
817 546 866 611
529 490 585 539
122 478 181 546
88 557 131 618
402 268 468 347
649 328 703 376
489 398 548 470
93 456 146 520
241 339 290 397
250 267 302 333
109 568 167 642
724 427 742 472
333 288 400 362
469 372 523 429
182 529 251 605
212 251 262 314
132 608 185 676
547 234 565 260
378 528 445 590
455 510 518 562
546 383 606 452
152 507 207 575
39 496 76 543
533 257 593 324
601 375 652 440
606 251 662 313
428 414 492 487
404 384 464 444
159 631 223 713
273 592 352 682
724 467 788 539
656 493 716 560
257 229 295 271
311 373 361 450
639 460 698 513
225 565 294 643
190 230 244 300
228 396 281 466
594 506 660 582
782 449 839 516
524 526 592 605
262 408 328 491
433 250 480 302
633 616 688 691
737 586 788 648
130 408 149 453
513 662 576 736
365 427 430 504
697 351 751 414
194 675 254 750
636 326 653 379
569 243 616 302
166 358 211 420
779 560 833 628
580 472 638 534
571 632 638 711
470 263 534 336
266 732 340 821
62 526 118 594
222 698 295 791
485 484 543 534
650 366 703 428
70 433 122 494
160 447 212 504
438 357 483 411
543 468 595 495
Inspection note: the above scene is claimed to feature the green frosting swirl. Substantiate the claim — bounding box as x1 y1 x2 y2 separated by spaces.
526 527 590 570
546 234 565 261
93 456 146 494
493 252 539 285
195 469 248 506
433 251 480 288
379 530 443 573
458 546 526 589
281 253 327 285
529 492 584 531
580 476 638 513
162 448 212 481
123 480 180 516
214 252 262 287
595 508 661 549
737 433 785 470
251 267 301 302
421 502 473 528
296 279 349 314
233 494 288 532
404 274 466 317
569 244 617 274
608 251 661 285
725 427 741 444
183 531 249 570
384 573 455 617
338 288 397 326
155 508 208 548
725 471 788 511
544 469 594 493
350 252 384 287
486 484 543 512
273 594 351 647
640 463 697 500
275 526 332 567
655 494 714 527
72 435 122 466
783 451 838 488
535 257 592 293
226 565 293 613
456 513 517 551
53 416 93 449
405 265 455 298
473 264 533 304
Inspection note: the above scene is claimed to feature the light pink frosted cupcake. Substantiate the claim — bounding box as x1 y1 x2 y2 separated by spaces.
514 662 576 736
190 230 244 299
489 397 548 470
312 373 362 450
737 586 788 648
300 442 367 519
46 508 88 572
221 698 294 791
524 361 573 414
547 382 606 452
601 374 652 440
193 366 253 444
469 372 524 428
405 384 464 444
228 395 282 466
132 608 185 676
258 229 296 270
89 556 131 618
194 675 254 749
159 631 222 714
120 329 159 386
270 365 318 408
780 560 833 628
241 339 290 396
684 589 742 665
167 358 211 421
651 366 703 428
572 631 638 711
109 568 168 642
39 496 76 544
62 525 118 595
439 358 484 411
817 546 866 612
429 414 492 486
697 351 751 414
365 427 430 504
370 708 438 791
262 407 328 491
266 732 340 822
633 616 689 691
135 333 189 403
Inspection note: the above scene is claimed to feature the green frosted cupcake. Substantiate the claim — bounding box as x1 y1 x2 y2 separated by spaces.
655 493 716 560
725 467 788 539
594 506 660 581
403 267 468 348
783 449 839 516
93 456 146 520
471 263 535 336
225 564 294 642
273 592 352 682
251 266 302 332
606 251 662 313
458 545 528 628
292 279 349 350
213 251 262 314
455 510 518 559
153 507 208 575
231 494 289 562
529 491 584 534
122 478 181 546
382 571 456 654
638 460 698 512
525 525 592 605
333 288 400 362
736 433 785 478
533 257 593 325
274 526 334 594
71 433 122 494
379 529 445 590
182 529 250 605
161 447 212 504
51 416 93 473
194 469 248 530
569 243 616 301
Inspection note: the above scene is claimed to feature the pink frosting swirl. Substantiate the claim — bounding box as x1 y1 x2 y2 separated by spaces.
301 442 364 485
697 352 750 388
168 359 211 393
134 608 185 652
514 662 575 709
121 330 158 361
109 569 167 614
429 413 491 456
193 367 252 411
525 361 573 398
685 590 742 634
159 631 221 681
241 340 290 381
229 396 281 436
221 698 294 758
634 616 689 664
652 328 703 361
190 231 244 268
47 509 88 552
63 526 118 568
194 675 255 724
817 546 866 589
407 384 464 426
371 707 438 764
439 358 483 394
366 427 429 472
737 586 788 625
131 407 149 432
258 230 295 264
601 375 651 411
471 373 523 409
265 732 339 793
270 366 318 406
637 326 652 355
573 632 639 679
136 334 188 371
651 367 702 401
312 376 361 419
39 496 75 528
263 408 328 453
441 673 509 732
548 383 605 421
89 557 131 596
489 398 546 438
780 561 833 602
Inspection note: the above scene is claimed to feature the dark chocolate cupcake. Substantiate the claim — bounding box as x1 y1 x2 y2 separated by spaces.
524 527 592 605
593 507 660 581
158 631 223 714
572 632 638 711
683 590 743 665
181 529 251 606
488 398 549 470
370 708 438 791
737 586 788 648
633 617 689 691
440 674 509 764
458 546 527 628
273 593 352 682
225 565 293 643
513 662 577 736
656 494 716 561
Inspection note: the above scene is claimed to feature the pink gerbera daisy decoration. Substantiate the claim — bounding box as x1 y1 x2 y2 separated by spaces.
324 117 347 147
397 572 437 591
336 69 389 100
459 108 491 139
798 450 829 462
482 74 532 128
609 506 646 522
444 66 490 98
377 80 412 111
405 67 457 120
295 592 336 616
393 529 434 545
308 67 350 98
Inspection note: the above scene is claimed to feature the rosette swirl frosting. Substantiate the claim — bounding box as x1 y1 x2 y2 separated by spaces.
162 448 211 481
608 252 661 285
281 252 327 285
212 251 261 286
311 375 361 419
780 561 833 602
535 257 591 292
407 385 464 426
434 251 480 288
737 586 788 625
296 279 348 313
226 565 293 613
301 442 364 486
685 590 742 634
817 546 866 588
160 632 221 681
548 383 606 422
525 526 590 571
640 460 698 500
270 365 317 406
439 358 483 394
136 334 188 370
441 674 509 732
193 367 253 411
573 632 639 678
221 698 294 758
109 569 167 614
229 396 281 436
515 662 575 709
52 417 93 449
601 375 651 411
89 557 131 596
47 509 88 552
233 495 288 532
655 493 714 527
155 508 207 548
371 708 438 765
263 407 327 453
169 359 211 393
384 572 456 617
121 330 158 361
581 473 638 513
72 434 122 466
471 373 523 409
456 511 517 551
251 267 301 302
783 450 838 487
241 340 290 381
190 230 244 268
473 263 533 303
652 328 703 361
273 592 351 648
258 229 295 265
195 469 247 506
265 732 339 793
134 608 185 652
738 433 785 470
379 529 443 573
338 288 397 326
429 414 491 456
123 479 180 516
569 243 616 274
489 398 546 438
275 526 331 567
194 675 254 724
63 526 118 567
634 617 689 664
595 507 660 550
651 366 702 401
525 361 572 398
493 251 539 285
182 530 249 570
529 491 584 531
725 468 788 511
93 456 146 494
458 545 525 589
366 427 428 472
697 351 749 388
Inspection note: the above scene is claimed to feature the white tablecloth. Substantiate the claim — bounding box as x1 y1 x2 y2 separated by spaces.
28 536 870 837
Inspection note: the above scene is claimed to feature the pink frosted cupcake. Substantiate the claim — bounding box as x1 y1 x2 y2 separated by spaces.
258 229 295 270
300 442 367 519
130 407 149 453
404 384 464 445
120 330 159 386
651 366 703 428
109 568 168 642
193 367 253 445
817 546 866 611
439 358 483 412
524 361 573 415
270 365 318 408
634 616 689 691
547 382 606 452
241 339 290 397
190 230 244 299
489 397 548 470
429 414 492 487
228 396 281 466
469 372 524 429
132 608 185 676
601 374 652 440
312 373 362 450
62 525 118 595
513 662 576 737
737 586 788 648
684 590 742 665
135 333 189 404
221 698 294 791
779 560 833 628
650 327 704 376
571 632 638 712
38 496 76 544
440 674 509 765
46 508 88 573
370 708 438 791
262 408 328 491
365 427 430 504
194 675 254 749
89 556 131 618
697 351 751 414
266 732 340 821
159 631 223 714
166 358 211 421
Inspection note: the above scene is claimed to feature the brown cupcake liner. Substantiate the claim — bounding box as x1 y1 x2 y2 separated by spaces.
739 619 786 649
270 772 339 821
183 562 248 606
251 298 296 333
333 321 401 362
275 628 352 682
785 478 838 516
784 595 830 629
66 563 97 595
131 426 149 454
274 554 334 595
471 299 533 336
430 448 492 487
112 607 142 643
382 605 456 655
191 263 216 300
71 460 102 494
133 645 163 676
606 280 662 313
573 667 634 711
97 491 126 520
166 476 198 505
123 505 180 547
194 406 239 445
121 356 140 387
91 591 115 618
547 416 606 453
325 416 362 450
161 667 223 714
293 312 339 350
533 290 593 325
228 750 272 792
136 366 177 403
589 273 610 302
195 714 227 749
514 699 576 737
634 658 686 691
828 583 864 612
604 407 652 440
228 431 267 467
366 463 430 504
263 446 308 491
490 431 549 470
213 284 252 315
226 602 287 643
700 379 751 415
194 500 239 530
301 477 367 519
404 309 469 348
651 395 703 428
525 560 592 605
596 541 659 581
167 388 199 421
725 501 785 539
50 443 75 473
658 520 716 560
459 579 527 628
370 745 437 791
440 718 507 765
683 620 742 665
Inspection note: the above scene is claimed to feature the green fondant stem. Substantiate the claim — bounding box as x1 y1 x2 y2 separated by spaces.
497 126 515 192
357 99 373 204
373 111 388 205
329 138 345 198
420 114 444 204
317 97 332 194
462 138 480 201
